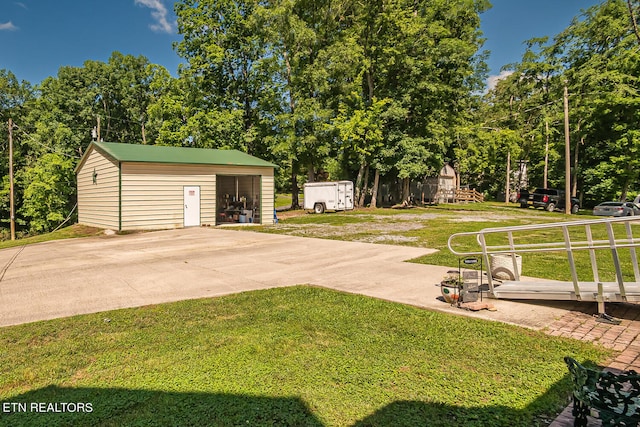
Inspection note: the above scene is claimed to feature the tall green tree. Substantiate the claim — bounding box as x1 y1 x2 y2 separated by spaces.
18 153 75 233
258 0 342 207
175 0 271 153
553 0 640 204
473 37 565 199
0 70 33 233
13 53 172 233
174 0 489 207
355 0 490 203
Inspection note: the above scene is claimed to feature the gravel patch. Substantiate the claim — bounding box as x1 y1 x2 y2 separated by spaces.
357 213 442 221
274 221 424 234
356 235 420 244
266 207 547 245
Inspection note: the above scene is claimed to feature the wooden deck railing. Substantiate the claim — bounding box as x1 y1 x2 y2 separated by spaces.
454 189 484 203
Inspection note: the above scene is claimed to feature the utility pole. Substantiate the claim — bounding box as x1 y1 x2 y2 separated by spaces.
505 151 511 204
97 116 101 142
8 119 15 240
563 85 571 214
544 120 550 189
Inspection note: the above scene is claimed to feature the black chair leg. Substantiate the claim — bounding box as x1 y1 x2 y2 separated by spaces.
572 398 589 427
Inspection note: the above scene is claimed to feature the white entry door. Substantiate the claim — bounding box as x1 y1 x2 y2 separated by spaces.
183 186 201 227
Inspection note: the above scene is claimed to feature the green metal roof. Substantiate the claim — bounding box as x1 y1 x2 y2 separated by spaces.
89 141 277 168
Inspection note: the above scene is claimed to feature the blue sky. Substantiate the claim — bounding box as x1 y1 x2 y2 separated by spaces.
1 0 603 87
481 0 601 88
1 0 182 84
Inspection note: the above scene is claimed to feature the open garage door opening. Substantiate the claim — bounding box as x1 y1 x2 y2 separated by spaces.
216 175 261 225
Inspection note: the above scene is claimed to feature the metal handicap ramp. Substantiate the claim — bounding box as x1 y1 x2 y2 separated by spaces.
447 216 640 321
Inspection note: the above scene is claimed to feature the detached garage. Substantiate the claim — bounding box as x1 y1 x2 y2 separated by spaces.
76 141 277 231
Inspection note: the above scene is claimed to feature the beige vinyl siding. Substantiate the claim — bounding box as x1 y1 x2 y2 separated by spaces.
121 163 216 230
261 173 275 224
209 165 273 176
77 148 120 229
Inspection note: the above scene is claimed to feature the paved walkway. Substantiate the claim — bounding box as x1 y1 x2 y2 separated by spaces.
546 304 640 371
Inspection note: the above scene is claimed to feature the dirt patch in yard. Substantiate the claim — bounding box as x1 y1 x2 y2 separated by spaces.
268 206 552 247
271 210 428 244
280 208 544 224
358 235 420 244
273 220 423 241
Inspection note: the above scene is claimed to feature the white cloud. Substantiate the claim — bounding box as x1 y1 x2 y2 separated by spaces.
134 0 175 33
15 2 28 10
0 21 18 31
486 70 514 91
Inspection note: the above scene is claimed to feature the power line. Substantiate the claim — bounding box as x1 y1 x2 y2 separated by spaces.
479 89 624 129
51 202 77 233
11 122 81 159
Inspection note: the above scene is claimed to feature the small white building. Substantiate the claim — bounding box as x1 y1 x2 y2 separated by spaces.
423 164 458 203
76 141 277 231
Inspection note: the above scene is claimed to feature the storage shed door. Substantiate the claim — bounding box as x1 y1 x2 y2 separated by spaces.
183 186 201 227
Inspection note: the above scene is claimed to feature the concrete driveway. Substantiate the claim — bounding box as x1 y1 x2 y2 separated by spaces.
0 227 575 328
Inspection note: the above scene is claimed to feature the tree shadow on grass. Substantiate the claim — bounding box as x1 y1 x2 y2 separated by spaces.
0 386 324 427
350 400 545 427
1 372 577 427
351 359 610 427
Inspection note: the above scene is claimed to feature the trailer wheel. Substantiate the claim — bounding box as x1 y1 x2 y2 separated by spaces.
519 203 528 209
546 202 556 212
571 204 579 214
313 203 325 214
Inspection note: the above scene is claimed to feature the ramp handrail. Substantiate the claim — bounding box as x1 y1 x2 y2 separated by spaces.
447 216 640 300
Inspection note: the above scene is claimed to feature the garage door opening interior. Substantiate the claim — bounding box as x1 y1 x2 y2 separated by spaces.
217 175 261 224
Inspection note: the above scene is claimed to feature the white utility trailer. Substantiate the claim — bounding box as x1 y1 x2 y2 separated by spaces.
303 181 354 214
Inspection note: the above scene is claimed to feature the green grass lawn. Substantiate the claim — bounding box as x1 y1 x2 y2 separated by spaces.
275 193 302 209
0 224 104 250
0 286 609 427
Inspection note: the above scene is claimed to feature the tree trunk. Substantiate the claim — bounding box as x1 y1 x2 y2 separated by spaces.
544 119 550 188
359 165 370 207
291 161 300 209
505 151 511 203
354 161 366 205
284 46 299 210
307 163 315 183
401 177 410 204
621 162 634 201
370 169 380 209
102 99 111 141
572 137 581 198
628 0 640 46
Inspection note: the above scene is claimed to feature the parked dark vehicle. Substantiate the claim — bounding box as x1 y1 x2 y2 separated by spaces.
517 188 580 214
